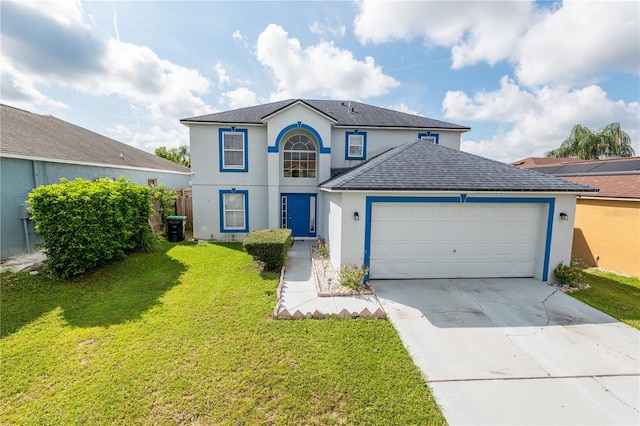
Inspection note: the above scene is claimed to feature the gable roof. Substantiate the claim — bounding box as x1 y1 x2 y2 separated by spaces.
180 99 470 131
1 104 190 173
520 157 640 199
320 140 597 193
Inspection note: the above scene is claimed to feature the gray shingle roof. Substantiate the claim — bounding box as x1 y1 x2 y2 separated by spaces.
320 140 598 193
1 104 190 173
181 99 469 130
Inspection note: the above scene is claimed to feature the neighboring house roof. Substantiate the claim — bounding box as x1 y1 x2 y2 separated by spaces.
1 104 190 173
561 175 640 199
180 99 470 131
520 157 640 199
524 157 640 176
511 157 585 168
320 140 597 193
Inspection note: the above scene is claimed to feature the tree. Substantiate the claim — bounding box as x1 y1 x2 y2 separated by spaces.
155 145 190 167
546 123 634 160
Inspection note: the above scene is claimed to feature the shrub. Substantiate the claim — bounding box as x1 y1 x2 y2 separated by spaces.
339 264 369 291
554 257 589 287
27 177 152 278
243 229 293 271
317 237 329 257
150 184 179 231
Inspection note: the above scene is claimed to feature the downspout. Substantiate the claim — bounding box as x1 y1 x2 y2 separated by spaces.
22 160 41 253
22 214 31 254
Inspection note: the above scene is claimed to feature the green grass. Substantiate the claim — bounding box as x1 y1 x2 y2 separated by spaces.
568 269 640 330
1 241 445 425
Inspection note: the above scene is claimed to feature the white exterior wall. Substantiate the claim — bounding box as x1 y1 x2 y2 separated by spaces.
548 193 579 280
331 128 462 169
327 192 343 271
325 190 577 282
187 103 470 244
189 123 269 240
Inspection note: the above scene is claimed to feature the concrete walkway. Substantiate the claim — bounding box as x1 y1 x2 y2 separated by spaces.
274 241 385 319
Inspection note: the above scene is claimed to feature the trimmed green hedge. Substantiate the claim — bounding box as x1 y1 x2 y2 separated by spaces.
243 229 293 271
27 177 152 278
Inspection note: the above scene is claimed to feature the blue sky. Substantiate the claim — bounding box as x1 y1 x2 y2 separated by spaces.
2 0 638 162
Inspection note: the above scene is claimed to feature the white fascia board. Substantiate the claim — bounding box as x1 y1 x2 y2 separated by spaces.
333 125 470 133
180 121 264 127
0 153 191 175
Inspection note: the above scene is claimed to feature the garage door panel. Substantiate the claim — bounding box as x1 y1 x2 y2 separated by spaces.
370 203 542 279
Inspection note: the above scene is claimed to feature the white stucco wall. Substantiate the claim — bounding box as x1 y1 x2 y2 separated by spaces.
547 193 579 280
330 128 463 169
324 190 578 282
188 122 270 240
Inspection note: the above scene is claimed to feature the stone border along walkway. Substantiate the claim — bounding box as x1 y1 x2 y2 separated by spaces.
273 241 385 320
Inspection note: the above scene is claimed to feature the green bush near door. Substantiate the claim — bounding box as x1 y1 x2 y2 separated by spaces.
243 228 293 271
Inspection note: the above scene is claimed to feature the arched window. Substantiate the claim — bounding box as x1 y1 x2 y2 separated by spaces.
283 134 316 178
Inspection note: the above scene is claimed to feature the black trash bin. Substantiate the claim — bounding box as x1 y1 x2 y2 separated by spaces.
166 215 187 242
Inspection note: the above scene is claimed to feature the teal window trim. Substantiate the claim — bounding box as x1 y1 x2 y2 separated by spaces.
345 130 367 160
418 132 439 144
219 189 249 233
219 128 248 172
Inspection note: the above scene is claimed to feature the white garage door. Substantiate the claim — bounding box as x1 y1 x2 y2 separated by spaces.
370 203 543 279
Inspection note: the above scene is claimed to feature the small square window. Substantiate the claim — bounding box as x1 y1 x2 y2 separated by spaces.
418 132 439 144
345 131 367 160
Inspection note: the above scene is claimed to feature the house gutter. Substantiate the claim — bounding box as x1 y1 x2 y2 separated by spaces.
1 153 190 175
318 188 595 195
551 171 640 177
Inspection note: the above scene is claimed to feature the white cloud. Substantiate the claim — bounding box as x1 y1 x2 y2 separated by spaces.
516 1 640 87
215 62 230 86
129 125 189 152
16 0 87 29
354 1 537 68
232 30 244 41
1 2 213 147
354 0 639 88
309 19 346 38
222 88 260 110
388 102 421 116
443 76 538 122
446 81 640 162
256 24 398 100
1 62 68 110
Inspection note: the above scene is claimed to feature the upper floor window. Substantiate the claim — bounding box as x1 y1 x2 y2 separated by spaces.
219 128 248 172
283 134 316 178
418 132 439 145
345 131 367 160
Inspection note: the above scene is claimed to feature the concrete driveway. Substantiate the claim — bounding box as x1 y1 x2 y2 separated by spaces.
374 278 640 425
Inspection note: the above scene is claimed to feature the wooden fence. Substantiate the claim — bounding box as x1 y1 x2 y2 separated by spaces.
149 187 193 233
175 188 193 230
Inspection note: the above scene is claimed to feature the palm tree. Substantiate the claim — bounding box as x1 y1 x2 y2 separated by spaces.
546 122 634 160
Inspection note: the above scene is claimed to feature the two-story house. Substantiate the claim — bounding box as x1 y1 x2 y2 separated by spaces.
181 99 594 282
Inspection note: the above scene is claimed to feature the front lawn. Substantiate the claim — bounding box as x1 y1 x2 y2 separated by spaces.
1 241 445 424
568 269 640 330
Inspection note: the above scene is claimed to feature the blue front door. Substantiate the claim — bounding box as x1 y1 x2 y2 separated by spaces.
282 193 316 238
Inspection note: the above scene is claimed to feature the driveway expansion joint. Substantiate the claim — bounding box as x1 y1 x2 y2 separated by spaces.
428 372 640 383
